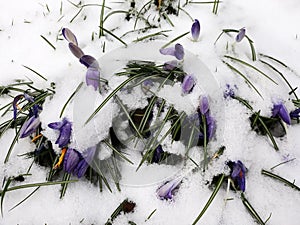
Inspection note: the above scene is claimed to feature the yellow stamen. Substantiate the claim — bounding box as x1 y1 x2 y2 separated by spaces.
31 134 43 142
158 0 162 9
53 148 67 169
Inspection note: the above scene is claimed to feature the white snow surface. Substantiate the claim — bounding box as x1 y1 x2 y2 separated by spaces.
1 0 300 225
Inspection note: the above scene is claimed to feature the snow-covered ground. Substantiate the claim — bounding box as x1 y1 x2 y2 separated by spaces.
1 0 300 224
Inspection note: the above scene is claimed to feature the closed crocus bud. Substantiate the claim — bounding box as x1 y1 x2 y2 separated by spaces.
62 28 78 46
159 43 184 60
230 160 246 192
19 116 40 138
63 148 80 174
236 27 246 42
86 67 100 90
191 19 200 41
69 43 84 59
199 95 209 115
182 74 195 94
157 177 182 200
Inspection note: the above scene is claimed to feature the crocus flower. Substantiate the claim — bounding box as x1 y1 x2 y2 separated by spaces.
63 146 96 178
48 117 72 148
163 60 179 71
13 94 24 120
271 100 291 125
236 27 246 42
19 116 41 138
157 177 182 200
159 43 184 60
182 74 196 94
62 28 100 90
152 145 164 163
62 28 78 46
223 84 236 99
290 108 300 119
199 95 209 115
229 160 246 192
191 19 200 41
73 146 96 178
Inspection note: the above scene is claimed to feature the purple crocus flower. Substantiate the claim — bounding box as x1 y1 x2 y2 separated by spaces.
271 100 291 125
74 146 96 178
230 160 246 192
163 60 179 71
13 94 24 120
236 27 246 42
206 115 216 140
199 95 209 115
48 117 72 148
290 108 300 119
19 116 41 138
63 146 96 178
159 43 184 60
191 19 200 41
80 55 100 90
182 74 196 94
68 43 84 59
63 148 80 174
157 177 182 200
62 28 78 46
223 84 236 99
152 145 164 163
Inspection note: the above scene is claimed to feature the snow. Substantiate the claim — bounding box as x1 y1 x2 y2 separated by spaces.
1 0 300 225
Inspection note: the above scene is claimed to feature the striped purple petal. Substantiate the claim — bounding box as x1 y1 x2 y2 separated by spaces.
163 60 179 71
290 108 300 119
157 177 182 200
68 43 84 59
86 67 100 90
20 116 40 138
174 43 184 60
62 28 78 46
236 28 246 42
63 148 80 174
182 74 195 94
80 55 99 69
74 146 96 178
12 94 24 120
199 95 209 115
191 19 200 41
272 101 291 125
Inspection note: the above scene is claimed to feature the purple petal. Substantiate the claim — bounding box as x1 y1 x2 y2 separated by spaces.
236 28 246 42
163 60 179 71
63 148 80 174
48 121 63 130
272 102 291 125
290 108 300 119
199 95 209 115
86 67 100 90
62 28 78 46
206 115 216 140
159 47 176 57
152 145 164 163
80 55 99 69
68 43 84 59
182 74 195 94
157 177 182 200
20 116 40 138
223 84 236 99
13 94 24 120
74 146 96 178
231 160 246 192
191 19 200 41
56 121 72 148
278 104 291 125
174 44 184 60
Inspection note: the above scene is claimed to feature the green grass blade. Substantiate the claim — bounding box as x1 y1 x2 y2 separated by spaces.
9 187 40 211
85 74 143 124
259 59 298 100
103 140 134 165
134 0 152 30
99 0 105 37
241 193 266 225
1 177 12 216
192 173 225 225
60 172 71 199
40 35 56 50
103 10 128 22
223 61 263 99
22 65 48 81
161 31 189 49
133 30 170 43
60 82 83 118
98 26 127 47
224 55 278 85
261 169 300 191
